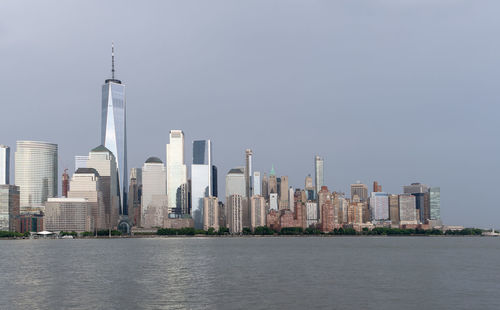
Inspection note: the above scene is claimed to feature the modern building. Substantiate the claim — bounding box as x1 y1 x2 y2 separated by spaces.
67 168 106 230
403 183 429 223
15 140 58 209
268 166 277 194
226 167 246 198
253 171 261 196
388 194 400 226
279 176 289 210
141 157 167 228
369 192 389 222
203 196 219 231
250 195 266 230
0 145 10 185
399 194 417 225
166 130 188 215
191 140 213 229
269 193 279 211
74 155 89 171
305 202 318 227
101 44 128 215
245 149 253 198
429 187 441 221
86 145 120 229
314 155 324 198
44 197 92 232
227 194 243 234
261 173 269 200
305 174 314 201
350 182 368 202
0 185 20 231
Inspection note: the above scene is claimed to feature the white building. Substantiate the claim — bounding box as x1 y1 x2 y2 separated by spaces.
250 195 266 230
399 194 418 225
141 157 167 228
226 167 246 197
203 196 219 231
306 202 319 227
369 192 389 222
166 130 188 215
253 171 261 196
191 140 212 229
44 197 92 232
15 140 58 209
269 193 279 211
227 194 243 234
0 145 10 185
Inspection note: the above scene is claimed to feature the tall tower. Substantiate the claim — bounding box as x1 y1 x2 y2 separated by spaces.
101 43 128 215
314 155 324 199
0 145 10 185
15 141 58 209
191 140 212 228
245 149 253 198
166 130 188 215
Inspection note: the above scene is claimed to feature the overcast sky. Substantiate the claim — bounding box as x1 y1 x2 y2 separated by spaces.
1 0 499 227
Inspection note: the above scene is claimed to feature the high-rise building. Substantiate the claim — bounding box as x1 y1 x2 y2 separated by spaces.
373 181 382 192
0 184 20 231
227 194 243 234
320 200 334 233
226 167 246 198
245 149 253 198
86 145 120 229
305 174 314 201
403 183 429 194
44 197 92 232
166 130 188 215
399 194 417 225
0 145 10 185
305 202 318 227
15 141 58 209
74 155 89 171
250 195 266 230
429 187 441 221
128 169 142 227
141 157 167 228
268 166 277 194
67 168 106 230
62 169 69 197
101 44 127 215
314 155 324 198
279 176 289 210
350 182 368 202
317 186 331 222
369 192 389 222
403 183 429 223
191 140 212 229
253 171 261 196
388 194 400 226
211 165 218 197
130 168 142 186
203 196 219 231
260 173 268 199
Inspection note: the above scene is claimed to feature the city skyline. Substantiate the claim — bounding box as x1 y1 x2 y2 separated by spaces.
1 1 499 228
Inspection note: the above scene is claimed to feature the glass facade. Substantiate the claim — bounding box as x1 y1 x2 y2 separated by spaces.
315 156 324 198
101 80 127 215
0 145 10 185
167 130 187 215
429 187 441 220
191 140 212 229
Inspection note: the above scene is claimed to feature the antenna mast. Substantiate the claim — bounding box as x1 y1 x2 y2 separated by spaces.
111 42 115 79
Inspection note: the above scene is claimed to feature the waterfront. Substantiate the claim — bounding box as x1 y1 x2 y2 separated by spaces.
1 237 499 309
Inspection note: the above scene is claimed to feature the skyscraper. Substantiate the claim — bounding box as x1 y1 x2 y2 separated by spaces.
101 44 127 215
314 155 324 198
279 176 289 210
15 141 58 209
253 171 261 196
0 145 10 185
399 193 417 225
350 182 368 202
225 167 246 197
0 184 20 231
268 166 277 194
203 196 219 231
250 195 266 230
261 173 269 200
191 140 212 228
245 149 253 198
166 130 188 215
141 157 168 228
429 187 441 223
403 183 429 223
305 174 314 201
369 192 389 222
227 194 243 234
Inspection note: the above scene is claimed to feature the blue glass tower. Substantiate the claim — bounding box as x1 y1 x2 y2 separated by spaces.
101 44 128 215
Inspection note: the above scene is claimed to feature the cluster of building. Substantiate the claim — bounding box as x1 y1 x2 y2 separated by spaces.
0 47 442 235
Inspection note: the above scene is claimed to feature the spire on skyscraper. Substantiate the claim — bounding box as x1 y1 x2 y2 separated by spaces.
111 42 115 80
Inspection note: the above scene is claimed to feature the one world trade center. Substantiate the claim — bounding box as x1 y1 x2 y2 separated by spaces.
101 43 128 216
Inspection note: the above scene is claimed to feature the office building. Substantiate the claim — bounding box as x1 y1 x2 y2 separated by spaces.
128 168 142 227
15 140 58 209
268 166 277 194
250 195 266 230
429 187 441 221
289 187 295 211
305 174 314 201
320 200 334 232
317 186 331 222
350 182 368 202
388 194 400 226
166 130 188 215
211 165 218 197
261 173 269 200
306 202 318 227
141 157 167 228
101 44 128 215
44 197 92 232
269 193 279 211
227 194 243 234
0 145 10 185
0 185 20 231
86 145 120 229
191 140 212 229
245 149 253 198
399 194 417 225
369 192 389 222
203 196 219 231
279 176 289 210
74 155 89 171
314 155 324 198
67 168 106 230
226 167 246 198
253 171 261 196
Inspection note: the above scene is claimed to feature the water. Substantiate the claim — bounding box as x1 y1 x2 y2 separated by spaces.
1 237 499 309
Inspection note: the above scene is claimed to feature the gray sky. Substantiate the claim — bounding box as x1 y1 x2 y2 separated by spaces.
1 0 499 228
